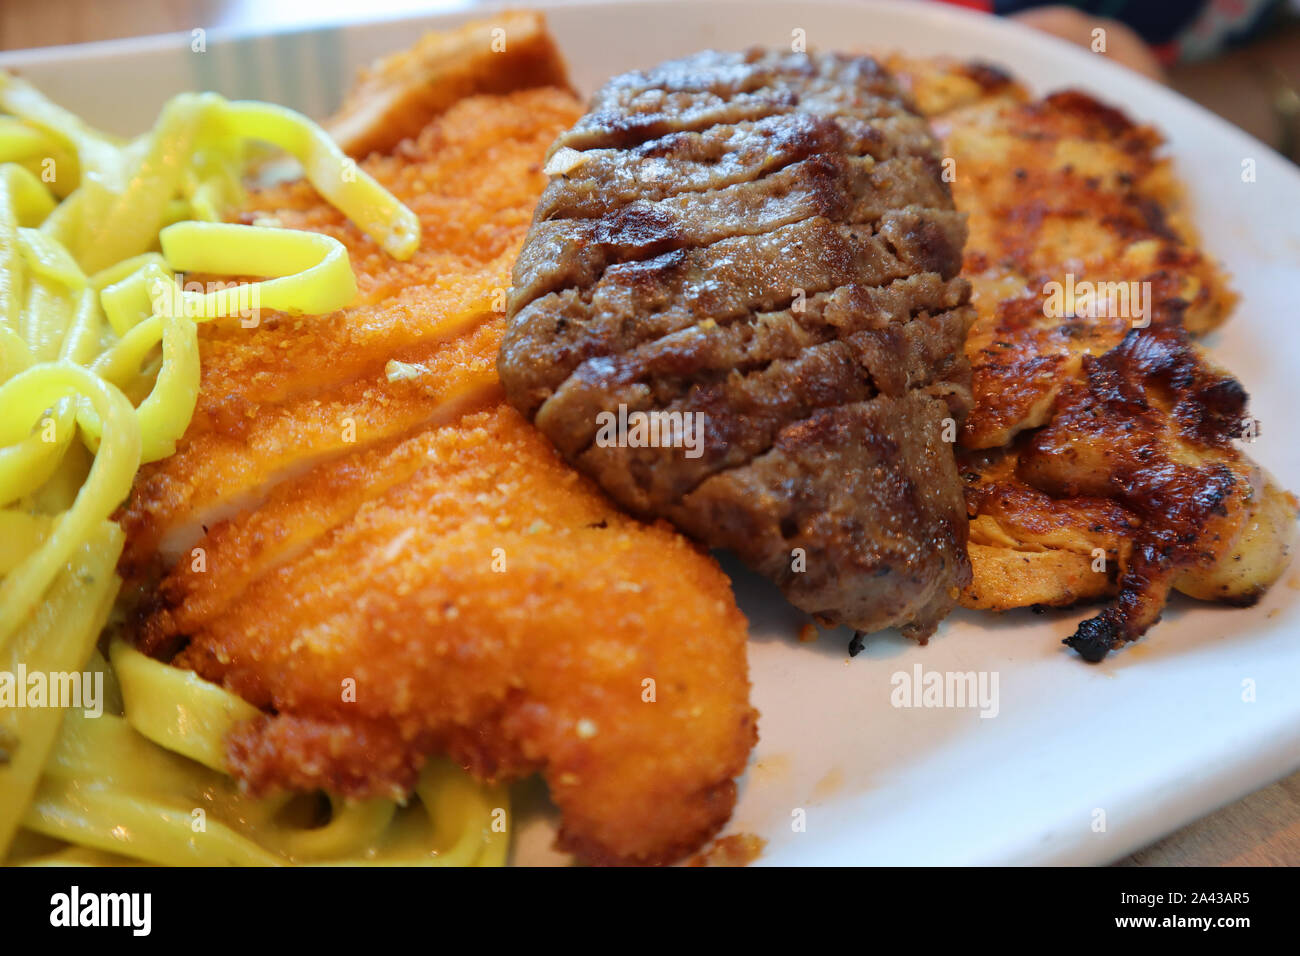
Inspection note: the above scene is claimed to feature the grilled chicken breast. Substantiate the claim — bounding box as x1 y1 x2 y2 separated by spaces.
500 49 976 640
118 53 758 865
886 55 1297 659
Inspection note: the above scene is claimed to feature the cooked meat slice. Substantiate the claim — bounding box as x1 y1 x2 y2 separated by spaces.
682 392 970 636
326 11 571 157
121 76 759 866
929 84 1235 450
119 320 503 573
1174 472 1296 605
500 49 976 640
551 280 971 515
1018 327 1294 661
558 50 932 153
534 113 942 223
503 214 964 421
881 54 1296 657
959 444 1138 611
963 543 1113 610
511 171 964 320
958 333 1297 633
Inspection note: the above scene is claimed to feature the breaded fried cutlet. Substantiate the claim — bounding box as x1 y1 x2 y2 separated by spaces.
118 81 586 577
166 403 756 866
886 55 1296 658
119 22 758 865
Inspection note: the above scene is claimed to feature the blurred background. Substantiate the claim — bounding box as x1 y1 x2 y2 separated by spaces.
1 0 1299 161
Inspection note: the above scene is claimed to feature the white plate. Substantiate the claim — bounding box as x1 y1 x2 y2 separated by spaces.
7 0 1298 866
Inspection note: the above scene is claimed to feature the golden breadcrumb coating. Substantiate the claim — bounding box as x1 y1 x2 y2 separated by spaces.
121 81 757 865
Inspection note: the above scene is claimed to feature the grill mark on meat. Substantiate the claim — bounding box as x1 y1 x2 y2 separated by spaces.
537 114 841 221
538 115 944 223
542 275 968 466
550 152 860 236
516 273 965 435
570 340 875 511
562 92 797 152
567 305 973 513
513 200 964 338
544 154 954 262
500 50 975 637
561 50 911 152
521 157 860 298
514 159 963 313
514 103 962 306
509 212 966 405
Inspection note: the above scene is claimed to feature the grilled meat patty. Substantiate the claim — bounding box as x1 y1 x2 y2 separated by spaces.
499 49 976 639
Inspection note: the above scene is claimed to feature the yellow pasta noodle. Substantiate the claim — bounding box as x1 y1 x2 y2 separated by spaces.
160 221 358 318
0 521 121 852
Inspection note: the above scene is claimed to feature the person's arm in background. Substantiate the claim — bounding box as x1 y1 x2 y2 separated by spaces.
1008 5 1166 79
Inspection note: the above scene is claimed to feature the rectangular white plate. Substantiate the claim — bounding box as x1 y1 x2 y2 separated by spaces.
7 0 1297 865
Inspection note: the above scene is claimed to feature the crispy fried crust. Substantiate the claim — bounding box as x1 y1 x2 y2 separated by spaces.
117 84 585 581
886 55 1296 658
327 11 572 157
120 76 758 865
173 404 757 866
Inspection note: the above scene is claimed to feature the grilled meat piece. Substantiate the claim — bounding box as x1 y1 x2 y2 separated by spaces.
1020 326 1288 661
499 50 976 639
884 55 1297 658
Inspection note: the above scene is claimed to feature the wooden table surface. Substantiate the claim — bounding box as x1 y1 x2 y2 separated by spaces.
2 0 1297 867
